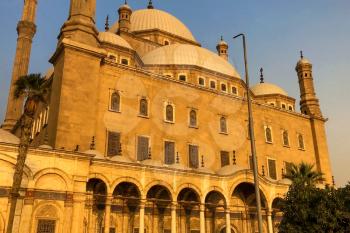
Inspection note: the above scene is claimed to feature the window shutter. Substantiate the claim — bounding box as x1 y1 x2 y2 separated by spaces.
107 132 120 156
189 145 199 168
164 141 175 164
220 151 230 167
268 159 277 180
137 136 149 161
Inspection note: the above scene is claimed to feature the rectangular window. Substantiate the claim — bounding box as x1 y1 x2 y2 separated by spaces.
137 136 149 161
107 131 121 156
179 74 187 82
164 141 175 165
37 220 56 233
284 161 293 176
220 151 230 167
189 145 199 168
268 159 277 180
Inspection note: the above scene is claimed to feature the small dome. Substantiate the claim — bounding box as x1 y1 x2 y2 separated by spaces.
84 149 105 159
39 144 53 150
216 165 245 176
196 167 215 174
217 36 228 46
278 178 292 185
296 57 311 66
119 4 131 11
251 82 288 96
98 32 133 50
142 44 240 77
168 163 190 170
111 8 196 42
141 159 163 167
0 129 19 144
110 155 133 163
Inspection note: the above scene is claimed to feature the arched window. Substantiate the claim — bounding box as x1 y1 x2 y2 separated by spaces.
220 117 227 133
221 83 227 92
139 98 148 116
210 80 216 89
110 92 120 112
265 127 272 143
165 104 174 122
283 130 289 146
298 134 305 150
189 110 197 127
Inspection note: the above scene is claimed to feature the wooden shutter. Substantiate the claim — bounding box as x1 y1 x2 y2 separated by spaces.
164 141 175 164
137 136 149 161
268 159 277 180
107 132 120 156
220 151 230 167
189 145 199 168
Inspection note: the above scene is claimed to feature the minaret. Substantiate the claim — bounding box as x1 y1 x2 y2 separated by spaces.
216 36 229 60
295 51 322 117
2 0 37 130
118 1 132 33
59 0 98 46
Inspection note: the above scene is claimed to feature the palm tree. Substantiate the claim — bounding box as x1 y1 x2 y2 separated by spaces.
6 73 50 233
285 162 325 186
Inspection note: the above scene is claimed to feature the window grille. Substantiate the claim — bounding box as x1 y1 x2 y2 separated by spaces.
36 220 56 233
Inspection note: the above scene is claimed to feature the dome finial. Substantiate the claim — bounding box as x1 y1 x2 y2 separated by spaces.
221 35 224 41
300 50 304 59
260 67 264 83
105 15 109 31
147 0 154 9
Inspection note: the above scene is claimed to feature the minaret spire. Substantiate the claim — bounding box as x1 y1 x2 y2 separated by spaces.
300 50 304 59
2 0 38 130
105 15 110 31
260 67 264 83
148 0 154 9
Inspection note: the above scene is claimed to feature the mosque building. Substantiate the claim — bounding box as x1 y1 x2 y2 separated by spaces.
0 0 333 233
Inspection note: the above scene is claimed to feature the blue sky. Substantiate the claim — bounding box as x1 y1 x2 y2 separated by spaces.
0 0 349 186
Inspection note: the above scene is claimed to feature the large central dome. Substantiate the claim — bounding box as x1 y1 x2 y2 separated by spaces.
111 8 196 42
142 44 240 78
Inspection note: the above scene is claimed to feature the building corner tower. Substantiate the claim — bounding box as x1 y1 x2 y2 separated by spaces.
296 52 333 184
216 36 229 61
2 0 37 130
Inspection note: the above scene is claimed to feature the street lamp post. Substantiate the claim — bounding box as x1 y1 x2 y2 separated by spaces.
233 33 263 233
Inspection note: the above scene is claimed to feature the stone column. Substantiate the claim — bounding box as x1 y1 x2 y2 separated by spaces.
2 0 37 130
104 197 111 233
225 209 231 233
171 202 177 233
139 200 146 233
63 193 74 233
200 204 205 233
70 193 86 233
18 190 34 233
267 210 273 233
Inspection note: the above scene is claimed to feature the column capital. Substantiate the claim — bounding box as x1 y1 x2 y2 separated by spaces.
200 203 206 212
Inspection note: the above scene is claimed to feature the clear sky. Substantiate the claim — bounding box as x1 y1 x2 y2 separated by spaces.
0 0 349 186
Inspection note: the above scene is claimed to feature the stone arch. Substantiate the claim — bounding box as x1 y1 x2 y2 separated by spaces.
144 180 175 201
111 176 143 197
202 186 229 205
218 224 238 233
30 201 64 233
228 172 270 204
231 182 268 208
88 172 111 194
0 153 32 187
33 168 72 191
175 183 202 201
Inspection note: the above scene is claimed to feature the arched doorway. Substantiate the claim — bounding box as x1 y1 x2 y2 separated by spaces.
86 178 107 233
232 182 268 233
112 182 141 233
220 227 235 233
146 185 172 233
177 188 200 233
205 191 226 233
